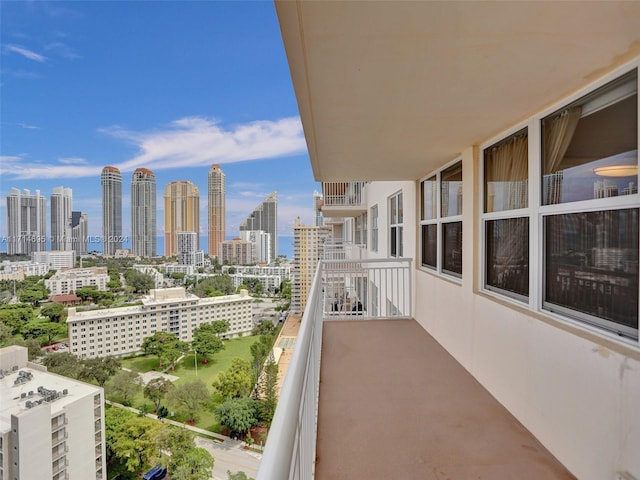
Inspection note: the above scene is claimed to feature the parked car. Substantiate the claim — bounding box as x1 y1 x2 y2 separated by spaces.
143 465 167 480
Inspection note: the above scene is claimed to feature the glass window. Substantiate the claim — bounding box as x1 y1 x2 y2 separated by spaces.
542 70 637 205
544 209 638 339
484 129 528 212
371 205 378 252
486 217 529 298
389 192 403 257
420 160 463 277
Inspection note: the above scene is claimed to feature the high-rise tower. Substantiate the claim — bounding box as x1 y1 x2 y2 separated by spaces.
6 188 46 255
101 166 122 256
208 164 225 258
50 186 73 251
239 191 278 262
71 211 88 255
131 168 157 258
164 181 199 257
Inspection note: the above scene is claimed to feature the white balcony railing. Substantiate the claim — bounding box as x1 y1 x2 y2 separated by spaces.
321 182 366 207
322 241 365 261
256 257 412 480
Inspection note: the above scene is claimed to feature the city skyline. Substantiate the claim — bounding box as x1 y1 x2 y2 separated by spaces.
0 2 320 252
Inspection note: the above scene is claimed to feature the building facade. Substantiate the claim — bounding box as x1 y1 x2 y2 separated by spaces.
291 218 332 315
32 250 75 270
207 164 225 259
50 187 73 251
220 238 256 265
239 230 271 264
221 264 291 294
71 212 88 256
177 231 199 266
239 191 278 262
164 181 199 257
0 345 106 480
101 166 123 256
131 168 157 258
0 260 50 277
45 267 109 296
6 188 47 255
67 287 253 358
313 190 324 226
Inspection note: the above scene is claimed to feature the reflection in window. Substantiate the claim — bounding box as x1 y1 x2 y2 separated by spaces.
421 224 437 269
486 218 529 298
544 209 639 339
542 70 638 205
422 176 437 220
442 222 462 276
441 163 463 217
484 129 528 212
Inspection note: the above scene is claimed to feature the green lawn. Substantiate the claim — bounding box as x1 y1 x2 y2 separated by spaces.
117 335 258 433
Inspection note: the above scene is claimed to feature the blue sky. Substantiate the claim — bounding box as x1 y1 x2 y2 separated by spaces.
0 1 319 255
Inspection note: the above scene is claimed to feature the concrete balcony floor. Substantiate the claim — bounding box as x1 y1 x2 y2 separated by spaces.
316 319 575 480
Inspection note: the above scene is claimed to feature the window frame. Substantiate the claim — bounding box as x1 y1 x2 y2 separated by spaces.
388 192 404 258
419 158 463 280
479 62 639 343
370 205 378 252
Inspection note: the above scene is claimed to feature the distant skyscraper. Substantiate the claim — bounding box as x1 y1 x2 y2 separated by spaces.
71 211 88 255
313 190 324 226
208 164 226 259
239 191 278 262
239 230 271 264
6 188 46 255
220 238 256 265
164 181 200 257
131 168 157 258
101 166 123 256
50 186 73 251
292 217 332 314
177 231 199 265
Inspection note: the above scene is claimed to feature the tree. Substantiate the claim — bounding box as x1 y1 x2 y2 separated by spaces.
251 319 276 337
257 360 279 426
42 351 83 378
250 335 273 384
109 414 163 472
105 406 137 462
124 269 155 293
19 285 48 305
193 275 234 297
0 304 35 334
228 472 254 480
212 358 253 400
166 379 210 422
142 331 189 369
106 370 142 405
170 448 215 480
79 356 122 387
214 397 260 437
144 377 174 411
22 322 66 345
192 322 228 363
40 302 67 323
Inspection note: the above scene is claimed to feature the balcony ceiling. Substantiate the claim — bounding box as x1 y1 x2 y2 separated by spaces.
275 1 640 181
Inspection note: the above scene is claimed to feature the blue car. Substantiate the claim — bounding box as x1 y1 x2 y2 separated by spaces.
143 465 167 480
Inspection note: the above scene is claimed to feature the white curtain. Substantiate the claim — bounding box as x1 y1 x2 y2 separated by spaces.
543 106 582 174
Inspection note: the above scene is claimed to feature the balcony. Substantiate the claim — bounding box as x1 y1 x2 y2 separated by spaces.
321 182 367 218
257 258 575 480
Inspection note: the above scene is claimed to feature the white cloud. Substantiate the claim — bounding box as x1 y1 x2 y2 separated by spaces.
44 42 81 60
18 122 39 130
58 157 89 165
3 116 307 180
5 44 46 62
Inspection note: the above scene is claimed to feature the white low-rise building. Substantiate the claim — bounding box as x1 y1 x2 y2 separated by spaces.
0 260 50 277
31 251 75 270
45 267 109 296
67 287 253 358
0 345 106 480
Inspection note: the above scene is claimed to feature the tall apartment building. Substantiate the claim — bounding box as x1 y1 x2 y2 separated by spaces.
50 187 73 251
71 212 88 255
239 191 278 262
207 164 225 259
131 168 157 258
164 181 199 257
261 5 640 479
45 267 109 296
219 238 256 265
239 230 271 264
177 231 198 266
0 345 106 480
101 166 122 256
313 190 324 226
67 287 253 358
291 217 332 315
6 188 46 255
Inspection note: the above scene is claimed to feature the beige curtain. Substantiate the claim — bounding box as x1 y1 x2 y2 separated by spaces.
543 106 582 174
486 133 528 211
